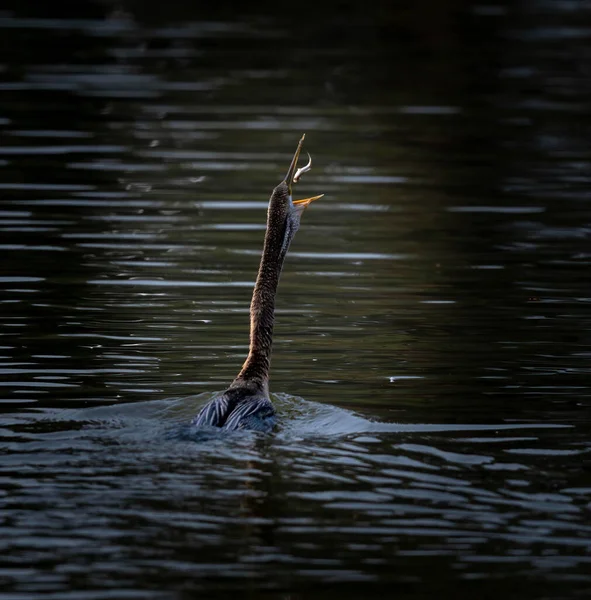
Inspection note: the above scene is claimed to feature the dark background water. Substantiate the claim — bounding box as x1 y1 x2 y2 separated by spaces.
1 1 591 598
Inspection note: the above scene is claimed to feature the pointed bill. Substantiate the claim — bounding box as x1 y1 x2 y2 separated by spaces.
285 134 306 193
292 194 324 208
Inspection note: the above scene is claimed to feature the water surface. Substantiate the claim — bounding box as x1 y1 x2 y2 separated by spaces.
1 2 591 598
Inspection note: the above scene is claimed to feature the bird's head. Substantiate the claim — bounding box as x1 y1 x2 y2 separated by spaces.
267 134 323 257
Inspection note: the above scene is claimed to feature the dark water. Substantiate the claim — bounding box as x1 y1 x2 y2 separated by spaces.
1 2 591 598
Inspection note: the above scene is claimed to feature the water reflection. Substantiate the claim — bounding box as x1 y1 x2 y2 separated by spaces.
1 0 591 597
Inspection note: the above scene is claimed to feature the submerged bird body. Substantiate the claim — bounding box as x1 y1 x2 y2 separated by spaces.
191 385 276 432
192 136 322 432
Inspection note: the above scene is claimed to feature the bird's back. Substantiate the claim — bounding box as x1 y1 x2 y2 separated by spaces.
192 386 276 432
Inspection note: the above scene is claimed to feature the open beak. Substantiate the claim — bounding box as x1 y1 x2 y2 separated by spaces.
285 134 305 194
285 133 324 208
292 194 324 208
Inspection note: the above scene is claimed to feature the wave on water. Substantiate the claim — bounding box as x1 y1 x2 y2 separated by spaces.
24 391 572 446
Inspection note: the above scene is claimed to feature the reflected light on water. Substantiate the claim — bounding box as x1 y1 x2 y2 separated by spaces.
1 1 591 598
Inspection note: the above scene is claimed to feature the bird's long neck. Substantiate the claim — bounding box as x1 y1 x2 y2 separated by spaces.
234 208 289 390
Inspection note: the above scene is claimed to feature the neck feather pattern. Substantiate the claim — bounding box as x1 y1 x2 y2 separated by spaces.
235 192 290 389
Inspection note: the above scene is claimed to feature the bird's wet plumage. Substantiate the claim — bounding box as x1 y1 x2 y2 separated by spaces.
192 389 276 432
192 135 322 432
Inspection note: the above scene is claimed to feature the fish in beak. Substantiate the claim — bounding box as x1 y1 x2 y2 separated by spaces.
285 134 324 209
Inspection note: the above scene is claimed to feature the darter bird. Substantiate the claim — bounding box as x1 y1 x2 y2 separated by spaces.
192 134 323 431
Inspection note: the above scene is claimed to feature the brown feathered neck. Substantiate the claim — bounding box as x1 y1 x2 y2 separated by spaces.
233 181 295 390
